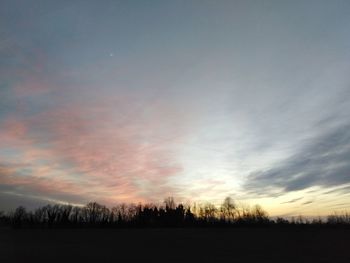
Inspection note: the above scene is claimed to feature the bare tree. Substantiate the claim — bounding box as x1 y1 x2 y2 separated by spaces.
164 197 176 211
5 198 275 228
44 205 60 226
199 203 217 222
220 197 237 222
84 202 107 224
70 206 82 224
251 204 269 223
12 206 27 228
59 205 73 224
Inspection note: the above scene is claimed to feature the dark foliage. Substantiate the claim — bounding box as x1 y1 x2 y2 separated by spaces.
0 197 349 228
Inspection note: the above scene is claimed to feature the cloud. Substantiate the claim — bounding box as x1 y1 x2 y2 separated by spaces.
322 185 350 195
280 197 303 204
0 163 88 202
302 201 313 205
0 91 189 208
244 122 350 196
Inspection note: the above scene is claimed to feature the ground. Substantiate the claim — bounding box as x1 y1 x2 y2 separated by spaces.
1 227 349 262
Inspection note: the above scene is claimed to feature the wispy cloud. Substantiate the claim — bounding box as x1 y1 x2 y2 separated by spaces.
0 90 189 205
302 201 313 205
244 123 350 196
280 197 303 204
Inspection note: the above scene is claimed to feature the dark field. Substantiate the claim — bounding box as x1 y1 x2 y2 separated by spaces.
1 227 349 263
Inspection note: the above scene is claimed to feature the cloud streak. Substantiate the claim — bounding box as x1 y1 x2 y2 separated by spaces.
245 122 350 196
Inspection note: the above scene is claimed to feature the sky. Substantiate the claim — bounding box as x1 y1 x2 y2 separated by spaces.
0 0 350 216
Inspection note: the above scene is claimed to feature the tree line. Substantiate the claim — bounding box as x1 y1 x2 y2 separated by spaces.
0 197 349 228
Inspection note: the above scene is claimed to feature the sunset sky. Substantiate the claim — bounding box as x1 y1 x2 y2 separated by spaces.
1 0 350 216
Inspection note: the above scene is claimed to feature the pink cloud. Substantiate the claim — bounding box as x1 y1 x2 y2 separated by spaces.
0 92 188 205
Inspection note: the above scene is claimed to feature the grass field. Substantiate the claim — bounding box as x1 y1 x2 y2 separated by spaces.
1 227 349 263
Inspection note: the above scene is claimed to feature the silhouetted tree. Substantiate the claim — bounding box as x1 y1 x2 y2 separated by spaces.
12 206 27 228
33 207 46 224
200 203 217 223
6 197 350 228
59 205 73 225
70 206 82 225
251 205 269 224
184 206 195 225
275 217 289 225
83 202 109 225
220 197 237 222
164 197 176 211
327 212 350 225
44 205 60 227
